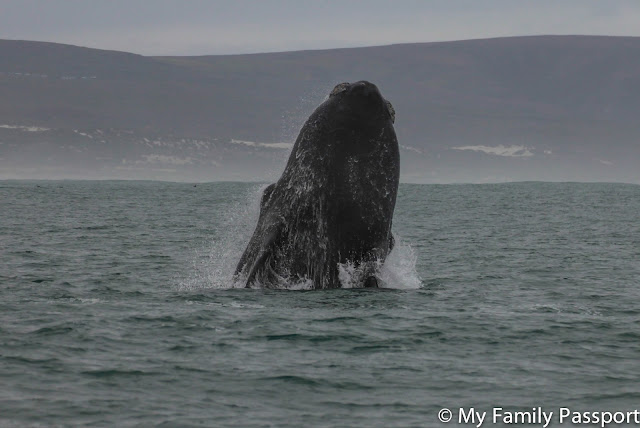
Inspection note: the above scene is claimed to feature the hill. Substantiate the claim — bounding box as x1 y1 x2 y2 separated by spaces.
1 36 639 182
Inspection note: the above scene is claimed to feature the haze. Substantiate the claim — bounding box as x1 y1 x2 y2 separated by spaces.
2 0 640 55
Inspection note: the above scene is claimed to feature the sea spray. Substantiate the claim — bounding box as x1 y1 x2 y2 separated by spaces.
179 183 266 290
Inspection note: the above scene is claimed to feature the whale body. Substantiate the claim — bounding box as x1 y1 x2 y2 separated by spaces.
235 81 400 289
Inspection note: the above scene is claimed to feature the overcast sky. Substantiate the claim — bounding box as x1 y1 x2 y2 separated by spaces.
1 0 640 55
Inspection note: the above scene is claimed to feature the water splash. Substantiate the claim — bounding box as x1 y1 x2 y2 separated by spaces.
337 235 422 290
247 274 315 291
179 184 265 290
337 261 367 289
379 236 423 289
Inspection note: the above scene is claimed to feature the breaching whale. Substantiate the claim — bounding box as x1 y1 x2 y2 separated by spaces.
235 81 400 289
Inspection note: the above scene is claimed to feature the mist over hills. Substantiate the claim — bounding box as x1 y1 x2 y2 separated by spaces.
1 35 639 183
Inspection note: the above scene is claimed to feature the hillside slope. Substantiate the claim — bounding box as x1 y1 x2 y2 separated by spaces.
1 36 639 182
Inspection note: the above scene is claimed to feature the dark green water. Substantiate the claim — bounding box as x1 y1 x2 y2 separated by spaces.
1 181 639 427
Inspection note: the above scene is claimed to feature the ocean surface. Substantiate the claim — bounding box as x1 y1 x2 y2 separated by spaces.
1 180 639 427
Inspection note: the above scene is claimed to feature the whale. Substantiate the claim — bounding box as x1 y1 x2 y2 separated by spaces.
234 81 400 289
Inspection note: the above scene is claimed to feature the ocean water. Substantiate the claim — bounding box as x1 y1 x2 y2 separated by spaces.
1 180 639 427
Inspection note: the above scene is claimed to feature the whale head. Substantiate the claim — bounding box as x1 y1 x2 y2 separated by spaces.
328 80 395 125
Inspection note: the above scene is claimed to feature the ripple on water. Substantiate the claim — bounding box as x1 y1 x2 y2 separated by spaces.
1 181 639 426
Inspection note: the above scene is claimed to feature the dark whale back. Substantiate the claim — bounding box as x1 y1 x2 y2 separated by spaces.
235 81 400 289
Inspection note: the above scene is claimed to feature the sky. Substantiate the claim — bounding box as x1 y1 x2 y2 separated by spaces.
1 0 640 55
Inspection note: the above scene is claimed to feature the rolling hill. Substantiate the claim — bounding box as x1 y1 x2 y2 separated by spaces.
1 35 639 182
